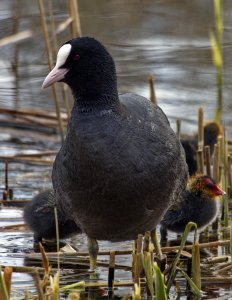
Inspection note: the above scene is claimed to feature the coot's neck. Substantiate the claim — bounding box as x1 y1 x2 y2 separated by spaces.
70 75 120 114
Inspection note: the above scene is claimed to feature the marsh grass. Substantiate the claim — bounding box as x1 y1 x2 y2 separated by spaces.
166 222 201 295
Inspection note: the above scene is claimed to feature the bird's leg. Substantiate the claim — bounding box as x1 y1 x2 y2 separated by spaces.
87 237 99 271
34 233 42 243
159 225 168 242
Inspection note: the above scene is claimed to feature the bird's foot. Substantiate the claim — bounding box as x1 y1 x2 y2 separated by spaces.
87 237 99 272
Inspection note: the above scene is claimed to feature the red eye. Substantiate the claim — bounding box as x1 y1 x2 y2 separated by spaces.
74 54 80 61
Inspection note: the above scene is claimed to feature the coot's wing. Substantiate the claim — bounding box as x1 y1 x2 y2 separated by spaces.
120 93 188 211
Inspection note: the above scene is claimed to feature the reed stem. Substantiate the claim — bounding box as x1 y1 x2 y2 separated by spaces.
37 0 65 142
204 145 211 177
148 75 157 105
198 107 204 151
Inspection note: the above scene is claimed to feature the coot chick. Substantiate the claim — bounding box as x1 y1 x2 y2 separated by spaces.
160 175 225 241
24 190 81 242
181 121 222 175
42 37 188 269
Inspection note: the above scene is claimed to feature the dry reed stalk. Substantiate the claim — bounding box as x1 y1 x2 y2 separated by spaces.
0 30 32 47
134 235 143 285
143 231 150 252
230 216 232 264
3 267 12 300
13 150 57 158
56 17 73 34
0 266 8 300
222 137 229 225
82 280 146 288
148 75 157 104
176 119 181 140
2 161 9 201
0 265 47 274
0 107 67 120
33 269 44 300
108 251 115 296
207 255 229 264
197 150 204 174
201 276 232 284
0 224 26 231
217 261 232 270
204 145 212 177
68 0 82 37
33 239 231 258
15 114 61 128
217 264 232 273
39 243 50 275
26 253 131 270
37 0 65 142
213 144 220 183
198 107 204 151
228 155 232 188
48 0 71 118
162 239 230 252
0 157 54 164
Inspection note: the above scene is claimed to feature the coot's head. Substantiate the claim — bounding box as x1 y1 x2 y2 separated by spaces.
188 175 225 198
42 37 118 101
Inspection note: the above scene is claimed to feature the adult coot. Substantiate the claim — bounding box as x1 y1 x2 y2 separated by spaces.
42 37 188 269
181 121 222 175
160 174 225 241
24 190 81 242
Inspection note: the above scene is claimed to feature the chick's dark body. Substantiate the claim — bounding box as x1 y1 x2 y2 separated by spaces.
24 190 81 242
53 93 187 241
160 190 219 234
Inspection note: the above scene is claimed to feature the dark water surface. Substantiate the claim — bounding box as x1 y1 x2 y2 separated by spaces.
0 0 232 298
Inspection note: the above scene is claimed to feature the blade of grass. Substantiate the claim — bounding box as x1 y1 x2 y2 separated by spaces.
176 267 201 296
166 222 197 294
153 262 167 300
141 252 154 297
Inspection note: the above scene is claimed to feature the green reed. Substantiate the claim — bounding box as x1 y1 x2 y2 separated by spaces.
166 222 201 295
210 0 223 123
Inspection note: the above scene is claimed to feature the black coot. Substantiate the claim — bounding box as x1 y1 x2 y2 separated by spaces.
42 37 188 269
160 175 225 241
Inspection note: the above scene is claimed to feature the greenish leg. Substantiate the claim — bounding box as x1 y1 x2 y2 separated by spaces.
87 237 99 271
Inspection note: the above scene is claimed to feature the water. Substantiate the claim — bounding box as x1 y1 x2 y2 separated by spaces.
0 0 232 298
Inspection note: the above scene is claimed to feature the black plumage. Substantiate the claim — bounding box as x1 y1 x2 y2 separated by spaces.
23 190 81 242
42 37 188 242
181 121 222 175
160 175 224 241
